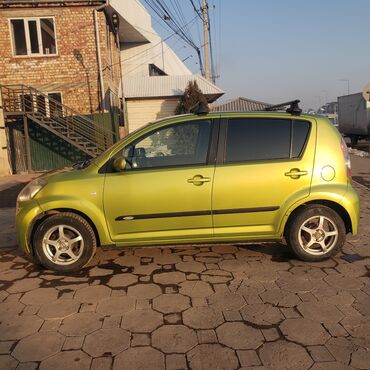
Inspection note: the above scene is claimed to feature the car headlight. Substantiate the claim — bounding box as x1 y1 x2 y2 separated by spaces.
17 178 47 202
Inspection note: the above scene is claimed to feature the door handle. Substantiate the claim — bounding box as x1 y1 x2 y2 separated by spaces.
187 175 211 186
285 168 308 179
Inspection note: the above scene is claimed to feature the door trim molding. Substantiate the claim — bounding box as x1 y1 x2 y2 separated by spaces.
115 206 279 221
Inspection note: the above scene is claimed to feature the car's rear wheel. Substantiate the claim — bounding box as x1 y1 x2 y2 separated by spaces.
286 205 346 261
33 212 97 272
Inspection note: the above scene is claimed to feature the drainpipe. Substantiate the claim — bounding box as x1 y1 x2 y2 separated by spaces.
114 22 127 133
94 3 106 112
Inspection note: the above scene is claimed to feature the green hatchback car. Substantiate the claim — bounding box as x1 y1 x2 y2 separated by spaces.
16 101 360 272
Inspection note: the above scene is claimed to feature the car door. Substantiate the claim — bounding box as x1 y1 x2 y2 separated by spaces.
103 119 218 244
212 116 316 238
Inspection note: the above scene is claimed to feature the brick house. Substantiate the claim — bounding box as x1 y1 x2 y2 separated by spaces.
0 0 224 174
0 0 124 174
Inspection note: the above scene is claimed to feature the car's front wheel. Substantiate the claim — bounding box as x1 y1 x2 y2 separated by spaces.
33 212 97 272
286 205 346 261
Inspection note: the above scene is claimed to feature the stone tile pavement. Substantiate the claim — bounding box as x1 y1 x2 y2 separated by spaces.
0 182 369 369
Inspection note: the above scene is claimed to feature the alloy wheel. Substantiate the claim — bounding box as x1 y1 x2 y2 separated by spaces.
42 224 84 265
298 215 338 255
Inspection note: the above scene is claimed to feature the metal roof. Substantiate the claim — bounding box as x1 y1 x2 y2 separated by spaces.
122 75 224 102
211 97 270 112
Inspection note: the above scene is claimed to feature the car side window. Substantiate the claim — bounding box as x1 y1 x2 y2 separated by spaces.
225 118 311 163
291 120 311 158
123 120 212 170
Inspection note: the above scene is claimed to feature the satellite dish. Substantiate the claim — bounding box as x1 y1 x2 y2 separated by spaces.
362 83 370 102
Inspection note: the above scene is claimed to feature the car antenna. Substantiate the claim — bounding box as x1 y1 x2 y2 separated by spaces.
264 99 302 116
190 101 210 115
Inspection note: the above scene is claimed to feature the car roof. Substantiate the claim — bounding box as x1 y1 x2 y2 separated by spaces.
154 111 319 123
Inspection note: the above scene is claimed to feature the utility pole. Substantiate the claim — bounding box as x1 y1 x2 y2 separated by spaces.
202 0 211 81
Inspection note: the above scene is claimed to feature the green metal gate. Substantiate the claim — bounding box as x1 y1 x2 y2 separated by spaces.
6 118 90 174
5 119 27 174
5 114 119 174
28 120 90 172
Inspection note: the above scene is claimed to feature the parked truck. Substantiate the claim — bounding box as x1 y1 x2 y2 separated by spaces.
338 93 370 146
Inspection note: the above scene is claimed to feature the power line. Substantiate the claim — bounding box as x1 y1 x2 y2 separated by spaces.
107 15 199 78
121 15 197 63
124 39 187 77
189 0 204 21
143 0 197 49
172 0 191 37
122 34 175 63
143 0 204 74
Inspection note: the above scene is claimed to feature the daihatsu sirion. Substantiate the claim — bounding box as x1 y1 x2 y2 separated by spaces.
16 102 360 272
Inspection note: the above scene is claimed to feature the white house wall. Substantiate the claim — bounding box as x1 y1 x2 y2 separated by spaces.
108 0 151 43
122 41 191 77
126 98 179 132
115 0 191 77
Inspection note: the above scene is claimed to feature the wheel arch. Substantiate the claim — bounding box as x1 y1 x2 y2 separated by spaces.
29 208 103 254
283 200 352 237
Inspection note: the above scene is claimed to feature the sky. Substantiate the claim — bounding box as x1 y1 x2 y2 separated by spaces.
143 0 370 110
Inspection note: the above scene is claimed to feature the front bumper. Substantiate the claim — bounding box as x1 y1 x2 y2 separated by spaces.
16 200 44 255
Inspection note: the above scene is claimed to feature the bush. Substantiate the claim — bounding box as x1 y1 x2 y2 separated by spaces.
175 80 209 114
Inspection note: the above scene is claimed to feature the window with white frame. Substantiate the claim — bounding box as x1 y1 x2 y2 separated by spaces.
10 18 57 56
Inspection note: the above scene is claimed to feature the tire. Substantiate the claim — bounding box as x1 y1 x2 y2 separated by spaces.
33 212 97 272
286 205 346 262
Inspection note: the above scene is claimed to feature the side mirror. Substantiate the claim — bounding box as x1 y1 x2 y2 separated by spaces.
113 157 127 172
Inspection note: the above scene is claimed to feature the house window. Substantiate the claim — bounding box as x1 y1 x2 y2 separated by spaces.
149 64 167 76
10 17 57 56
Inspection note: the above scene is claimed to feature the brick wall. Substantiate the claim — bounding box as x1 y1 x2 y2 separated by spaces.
0 5 121 115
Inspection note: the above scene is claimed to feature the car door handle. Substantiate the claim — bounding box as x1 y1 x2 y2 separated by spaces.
187 175 211 186
285 168 308 179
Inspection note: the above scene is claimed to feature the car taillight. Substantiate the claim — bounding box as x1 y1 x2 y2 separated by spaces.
341 138 352 179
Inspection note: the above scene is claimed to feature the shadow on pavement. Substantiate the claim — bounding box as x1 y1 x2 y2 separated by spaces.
0 183 26 208
239 243 297 261
353 176 370 190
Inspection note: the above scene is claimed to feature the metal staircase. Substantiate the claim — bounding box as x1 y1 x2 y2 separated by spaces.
0 85 116 157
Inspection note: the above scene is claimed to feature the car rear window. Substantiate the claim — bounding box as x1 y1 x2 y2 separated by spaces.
225 118 310 163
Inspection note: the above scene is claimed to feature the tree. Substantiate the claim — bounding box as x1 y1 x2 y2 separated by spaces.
175 80 209 114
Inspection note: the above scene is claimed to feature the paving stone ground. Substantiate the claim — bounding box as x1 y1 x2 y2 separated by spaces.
0 179 369 369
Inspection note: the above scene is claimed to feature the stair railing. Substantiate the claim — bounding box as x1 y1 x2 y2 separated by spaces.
0 84 117 154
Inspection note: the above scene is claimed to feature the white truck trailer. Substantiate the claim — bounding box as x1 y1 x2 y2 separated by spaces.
338 92 370 146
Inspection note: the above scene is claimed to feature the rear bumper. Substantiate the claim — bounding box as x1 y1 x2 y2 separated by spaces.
16 200 44 255
341 183 360 235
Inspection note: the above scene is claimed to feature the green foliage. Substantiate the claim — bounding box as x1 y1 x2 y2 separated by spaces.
175 80 209 115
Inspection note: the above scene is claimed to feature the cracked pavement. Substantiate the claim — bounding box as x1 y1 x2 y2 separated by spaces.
0 179 369 369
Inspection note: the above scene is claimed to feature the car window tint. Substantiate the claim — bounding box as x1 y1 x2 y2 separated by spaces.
292 120 310 158
124 120 211 169
225 118 291 162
